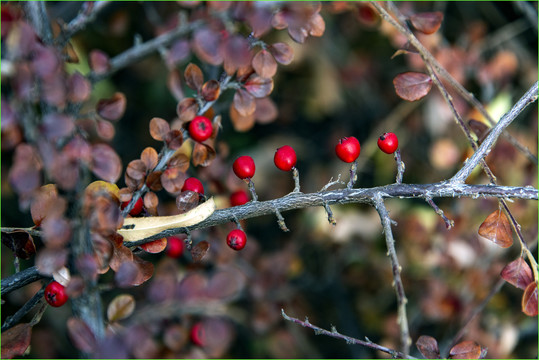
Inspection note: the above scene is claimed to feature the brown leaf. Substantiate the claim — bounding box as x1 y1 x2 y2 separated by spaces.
126 160 147 181
176 97 199 122
96 92 126 121
191 240 210 263
393 72 433 101
254 97 278 124
233 89 256 116
478 209 513 248
35 248 68 275
89 49 110 75
161 167 187 194
165 129 184 150
501 258 534 290
192 142 216 167
92 233 113 273
140 147 158 170
244 75 274 98
67 317 97 354
143 190 159 211
201 80 221 102
41 113 75 141
252 50 277 78
449 341 481 359
1 230 36 259
410 12 444 35
149 117 170 142
91 144 122 183
522 282 538 317
230 103 256 132
206 267 246 300
107 294 136 322
132 255 154 286
192 28 223 66
31 184 60 226
222 35 251 74
184 63 204 90
8 144 42 195
269 43 294 65
140 238 167 254
309 13 325 37
31 44 60 78
1 323 32 359
176 190 199 213
96 119 116 141
42 216 72 248
115 261 139 288
168 153 190 172
145 171 163 192
67 71 91 103
166 39 190 68
416 335 440 359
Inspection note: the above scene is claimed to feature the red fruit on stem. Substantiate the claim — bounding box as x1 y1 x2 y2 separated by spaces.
44 281 68 307
188 115 213 142
377 132 399 154
190 322 206 346
335 136 361 163
121 197 143 216
274 145 297 171
227 229 247 250
181 177 204 195
230 189 249 206
233 156 255 179
166 236 184 258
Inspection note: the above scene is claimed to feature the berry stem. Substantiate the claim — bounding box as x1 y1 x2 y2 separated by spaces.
247 178 258 202
394 149 405 184
347 160 358 189
292 167 301 193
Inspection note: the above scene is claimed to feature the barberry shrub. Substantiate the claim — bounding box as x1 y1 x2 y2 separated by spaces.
1 2 537 359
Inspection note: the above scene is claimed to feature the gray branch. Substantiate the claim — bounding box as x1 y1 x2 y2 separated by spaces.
1 266 46 295
23 2 53 45
451 82 538 183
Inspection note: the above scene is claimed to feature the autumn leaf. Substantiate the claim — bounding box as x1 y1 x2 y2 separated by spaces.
478 209 513 248
410 12 444 35
522 282 538 317
1 323 32 359
449 340 482 359
191 240 210 263
393 72 433 101
416 335 440 359
184 63 204 91
67 318 97 354
107 294 136 322
500 258 534 290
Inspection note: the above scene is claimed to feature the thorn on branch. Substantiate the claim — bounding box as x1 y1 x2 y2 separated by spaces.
323 202 337 226
425 196 454 229
320 174 344 191
394 149 405 184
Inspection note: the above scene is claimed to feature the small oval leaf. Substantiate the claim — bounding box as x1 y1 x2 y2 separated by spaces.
96 92 126 121
67 317 97 354
501 258 534 290
416 335 440 359
252 49 277 78
393 72 433 101
410 12 444 35
478 209 513 248
191 240 210 263
449 340 481 359
184 63 204 90
149 117 170 142
107 294 136 322
522 282 538 317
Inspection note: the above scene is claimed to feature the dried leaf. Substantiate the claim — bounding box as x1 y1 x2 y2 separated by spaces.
184 63 204 90
35 248 68 275
8 144 42 195
31 186 63 227
161 167 187 194
269 42 294 65
89 49 110 75
67 318 97 354
118 198 215 241
166 39 190 68
393 72 433 101
230 102 256 132
67 71 91 103
96 92 126 121
92 233 113 273
501 258 534 290
252 50 277 78
143 191 159 211
140 238 167 254
478 209 513 248
449 340 481 359
191 240 210 263
140 147 158 170
1 323 32 359
206 267 246 300
201 80 221 102
132 255 154 286
149 117 170 142
145 171 163 191
115 261 138 288
176 191 199 213
41 113 75 141
91 144 122 183
107 294 136 322
416 335 440 359
233 89 256 116
31 44 60 78
309 13 325 37
1 230 36 259
176 97 199 122
522 282 538 317
222 34 251 73
244 75 274 98
254 97 278 124
96 119 115 141
192 28 223 66
42 216 72 248
168 153 190 172
410 12 444 35
126 160 147 181
165 129 184 150
192 142 217 167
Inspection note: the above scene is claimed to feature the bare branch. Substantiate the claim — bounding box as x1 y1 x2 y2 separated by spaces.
373 193 411 355
1 266 46 295
58 1 112 45
2 287 46 332
23 2 53 45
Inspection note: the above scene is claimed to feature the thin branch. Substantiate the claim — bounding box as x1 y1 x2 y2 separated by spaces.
373 193 411 355
88 19 204 83
58 1 112 45
23 2 53 45
281 309 417 359
2 287 46 332
124 181 537 247
451 81 538 183
425 196 454 229
1 266 46 295
1 227 43 238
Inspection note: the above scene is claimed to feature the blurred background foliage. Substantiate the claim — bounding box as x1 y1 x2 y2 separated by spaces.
2 1 537 358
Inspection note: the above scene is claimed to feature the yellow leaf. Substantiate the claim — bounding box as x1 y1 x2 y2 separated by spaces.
118 198 215 242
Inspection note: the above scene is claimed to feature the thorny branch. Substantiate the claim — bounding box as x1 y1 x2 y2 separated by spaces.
281 309 417 359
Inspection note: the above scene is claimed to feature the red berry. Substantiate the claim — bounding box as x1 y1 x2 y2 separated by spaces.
230 189 249 206
181 177 204 195
377 132 399 154
274 145 297 171
227 229 247 250
233 156 255 179
166 236 185 258
335 136 361 163
190 322 206 346
188 115 213 142
121 197 144 216
44 281 68 307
